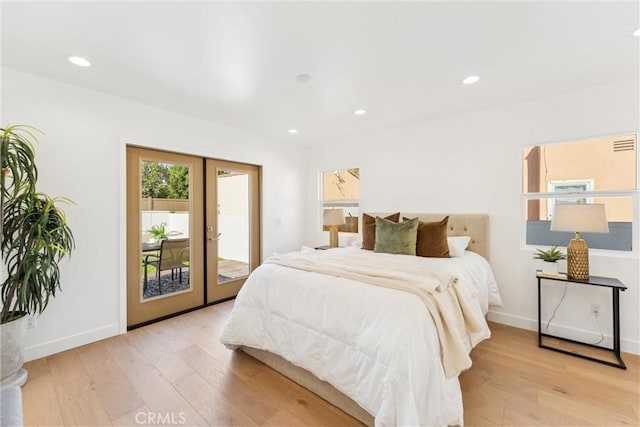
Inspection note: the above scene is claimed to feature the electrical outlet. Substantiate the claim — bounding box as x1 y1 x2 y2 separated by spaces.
590 303 600 317
26 315 36 329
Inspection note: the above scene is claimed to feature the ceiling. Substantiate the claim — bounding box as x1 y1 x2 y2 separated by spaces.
2 1 638 144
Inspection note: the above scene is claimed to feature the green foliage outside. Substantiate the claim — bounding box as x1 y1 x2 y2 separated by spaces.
167 166 189 199
141 161 189 199
142 263 157 274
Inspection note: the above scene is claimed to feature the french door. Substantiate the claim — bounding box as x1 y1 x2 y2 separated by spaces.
206 159 260 303
126 147 260 327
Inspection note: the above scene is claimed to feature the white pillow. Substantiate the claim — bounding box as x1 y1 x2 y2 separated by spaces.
349 236 363 247
447 236 471 257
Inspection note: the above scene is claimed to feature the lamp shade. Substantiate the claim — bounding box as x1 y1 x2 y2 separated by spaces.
550 203 609 233
323 208 345 226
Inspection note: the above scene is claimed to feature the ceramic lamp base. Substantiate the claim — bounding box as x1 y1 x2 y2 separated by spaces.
329 225 339 248
567 235 589 280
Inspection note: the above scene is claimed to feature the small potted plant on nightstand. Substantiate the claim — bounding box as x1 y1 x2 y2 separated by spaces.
533 246 566 275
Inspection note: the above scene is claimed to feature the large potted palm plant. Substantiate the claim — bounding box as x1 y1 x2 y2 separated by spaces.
1 125 75 387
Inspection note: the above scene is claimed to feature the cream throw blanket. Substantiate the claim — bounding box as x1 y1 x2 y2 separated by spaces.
265 249 485 378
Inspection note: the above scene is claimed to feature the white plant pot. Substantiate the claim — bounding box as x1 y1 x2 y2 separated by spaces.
1 314 28 388
541 261 559 275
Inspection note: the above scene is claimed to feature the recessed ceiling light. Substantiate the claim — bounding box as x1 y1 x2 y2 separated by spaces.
68 56 91 67
462 75 480 85
354 109 367 116
296 73 312 83
288 129 298 134
634 28 640 37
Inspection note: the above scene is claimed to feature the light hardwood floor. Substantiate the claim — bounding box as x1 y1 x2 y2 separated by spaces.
22 301 639 426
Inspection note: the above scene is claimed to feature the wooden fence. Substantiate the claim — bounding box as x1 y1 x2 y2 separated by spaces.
140 198 189 212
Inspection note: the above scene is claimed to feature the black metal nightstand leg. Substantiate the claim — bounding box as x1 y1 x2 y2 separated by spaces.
612 288 626 368
613 288 619 355
537 278 542 347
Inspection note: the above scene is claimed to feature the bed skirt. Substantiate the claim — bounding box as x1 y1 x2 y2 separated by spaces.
239 346 375 426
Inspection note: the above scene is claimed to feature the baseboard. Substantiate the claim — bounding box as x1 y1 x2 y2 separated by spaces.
22 313 639 361
24 323 120 362
486 311 534 331
487 310 640 356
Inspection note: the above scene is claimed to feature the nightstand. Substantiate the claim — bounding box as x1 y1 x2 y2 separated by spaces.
537 272 626 369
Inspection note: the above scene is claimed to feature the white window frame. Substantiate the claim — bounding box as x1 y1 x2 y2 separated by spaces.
521 132 639 255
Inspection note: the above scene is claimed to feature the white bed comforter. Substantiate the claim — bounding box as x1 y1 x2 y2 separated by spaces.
221 247 502 427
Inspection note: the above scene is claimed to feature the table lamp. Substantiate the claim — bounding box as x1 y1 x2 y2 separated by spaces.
323 208 345 248
550 203 609 279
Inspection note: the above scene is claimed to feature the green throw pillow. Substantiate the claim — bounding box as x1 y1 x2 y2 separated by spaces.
374 216 419 255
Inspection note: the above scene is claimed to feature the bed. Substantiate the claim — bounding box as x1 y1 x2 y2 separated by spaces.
221 213 501 427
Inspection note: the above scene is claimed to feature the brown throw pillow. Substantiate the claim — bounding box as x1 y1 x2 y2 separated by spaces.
403 216 450 258
362 212 400 250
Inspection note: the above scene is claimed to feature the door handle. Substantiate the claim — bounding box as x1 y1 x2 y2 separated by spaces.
208 232 222 242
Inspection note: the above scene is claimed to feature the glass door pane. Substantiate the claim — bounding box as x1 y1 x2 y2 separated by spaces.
216 169 250 284
140 160 192 300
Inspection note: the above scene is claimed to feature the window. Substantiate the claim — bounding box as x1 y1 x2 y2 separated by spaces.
320 168 360 233
522 133 637 251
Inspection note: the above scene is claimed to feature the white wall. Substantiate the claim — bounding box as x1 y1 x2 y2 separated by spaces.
305 78 640 354
1 67 307 361
3 65 638 361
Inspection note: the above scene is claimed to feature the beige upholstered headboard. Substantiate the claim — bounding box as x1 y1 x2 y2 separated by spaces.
368 213 489 259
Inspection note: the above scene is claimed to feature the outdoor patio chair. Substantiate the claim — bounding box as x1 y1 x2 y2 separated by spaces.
142 237 190 295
